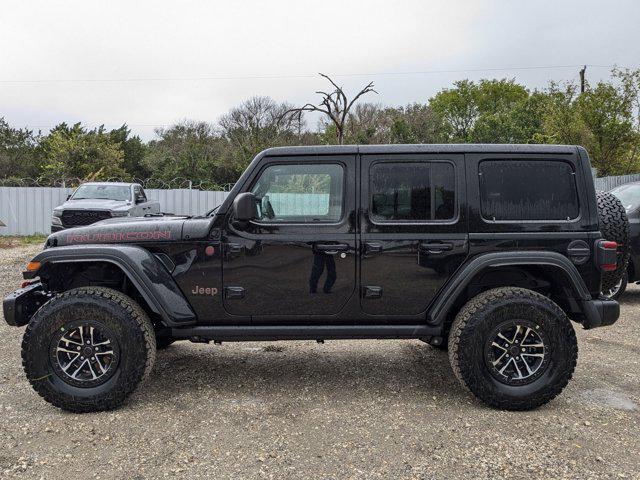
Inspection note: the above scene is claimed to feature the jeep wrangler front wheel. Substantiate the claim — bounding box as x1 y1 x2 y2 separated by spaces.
21 287 156 413
448 287 577 411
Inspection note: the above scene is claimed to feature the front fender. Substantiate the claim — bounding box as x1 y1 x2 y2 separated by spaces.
25 245 196 326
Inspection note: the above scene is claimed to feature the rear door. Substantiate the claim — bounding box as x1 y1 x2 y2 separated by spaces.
360 153 468 316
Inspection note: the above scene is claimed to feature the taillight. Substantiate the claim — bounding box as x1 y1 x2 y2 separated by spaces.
596 239 618 272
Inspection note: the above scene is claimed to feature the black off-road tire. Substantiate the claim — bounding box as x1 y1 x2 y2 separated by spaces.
448 287 577 411
596 190 630 292
21 287 156 413
155 335 176 350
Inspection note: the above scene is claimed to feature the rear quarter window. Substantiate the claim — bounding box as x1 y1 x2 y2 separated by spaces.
479 160 580 221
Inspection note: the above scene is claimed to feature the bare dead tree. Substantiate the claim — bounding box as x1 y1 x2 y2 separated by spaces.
284 73 377 144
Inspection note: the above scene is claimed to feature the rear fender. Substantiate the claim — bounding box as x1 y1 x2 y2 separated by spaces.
428 251 593 326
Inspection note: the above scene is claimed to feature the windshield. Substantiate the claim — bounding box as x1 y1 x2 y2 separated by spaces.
611 183 640 211
71 184 131 201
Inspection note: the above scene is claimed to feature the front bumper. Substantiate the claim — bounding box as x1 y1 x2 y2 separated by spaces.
51 224 65 233
3 282 49 327
580 297 620 329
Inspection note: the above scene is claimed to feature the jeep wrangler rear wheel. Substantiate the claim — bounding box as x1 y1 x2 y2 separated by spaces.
21 287 156 413
448 287 577 411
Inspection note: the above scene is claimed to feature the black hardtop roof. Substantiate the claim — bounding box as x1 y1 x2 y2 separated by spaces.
260 144 579 156
217 143 585 215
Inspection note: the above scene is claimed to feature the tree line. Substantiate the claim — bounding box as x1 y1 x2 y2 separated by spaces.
1 68 639 189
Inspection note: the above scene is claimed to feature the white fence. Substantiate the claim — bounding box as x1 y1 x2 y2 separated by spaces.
0 187 229 236
3 173 640 236
594 173 640 192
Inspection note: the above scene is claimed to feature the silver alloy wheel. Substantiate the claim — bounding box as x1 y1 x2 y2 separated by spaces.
485 322 548 386
603 277 624 299
50 322 119 388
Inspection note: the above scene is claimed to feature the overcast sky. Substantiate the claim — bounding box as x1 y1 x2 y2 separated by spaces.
1 0 639 140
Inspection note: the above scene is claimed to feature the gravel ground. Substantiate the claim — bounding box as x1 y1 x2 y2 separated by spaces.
0 244 639 479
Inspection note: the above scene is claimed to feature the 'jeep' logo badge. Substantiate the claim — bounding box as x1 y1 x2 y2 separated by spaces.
191 285 218 296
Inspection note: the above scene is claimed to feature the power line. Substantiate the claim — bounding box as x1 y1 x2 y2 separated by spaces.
0 64 621 85
22 124 172 129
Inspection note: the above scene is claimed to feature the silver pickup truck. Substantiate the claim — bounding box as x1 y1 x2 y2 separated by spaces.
51 182 160 232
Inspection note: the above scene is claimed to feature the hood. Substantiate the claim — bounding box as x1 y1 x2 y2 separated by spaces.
45 215 215 247
58 198 132 211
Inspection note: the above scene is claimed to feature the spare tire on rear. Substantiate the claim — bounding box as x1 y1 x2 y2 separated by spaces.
596 190 630 292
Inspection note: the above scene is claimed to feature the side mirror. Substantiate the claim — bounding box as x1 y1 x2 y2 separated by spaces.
135 195 145 204
66 194 71 201
233 192 257 221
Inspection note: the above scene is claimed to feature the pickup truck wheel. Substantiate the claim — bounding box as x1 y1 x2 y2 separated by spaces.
448 287 577 411
596 190 630 292
21 287 156 413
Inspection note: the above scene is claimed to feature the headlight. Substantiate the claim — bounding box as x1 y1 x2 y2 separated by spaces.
111 211 129 217
51 216 62 226
52 209 63 217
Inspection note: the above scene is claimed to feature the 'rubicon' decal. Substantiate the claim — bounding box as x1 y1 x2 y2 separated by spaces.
66 230 172 243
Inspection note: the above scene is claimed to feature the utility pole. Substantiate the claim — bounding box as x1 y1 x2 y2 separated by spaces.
579 65 587 93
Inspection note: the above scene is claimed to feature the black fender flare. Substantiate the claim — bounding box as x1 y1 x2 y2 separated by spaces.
428 251 592 326
26 245 196 326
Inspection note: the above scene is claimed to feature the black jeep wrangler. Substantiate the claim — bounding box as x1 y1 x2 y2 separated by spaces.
3 145 628 412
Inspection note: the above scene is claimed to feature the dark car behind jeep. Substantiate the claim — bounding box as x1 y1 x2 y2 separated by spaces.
3 144 627 413
604 181 640 298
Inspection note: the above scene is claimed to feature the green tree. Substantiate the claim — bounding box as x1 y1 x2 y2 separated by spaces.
340 103 445 145
429 79 531 143
0 118 40 180
541 77 640 176
109 125 149 180
39 123 126 183
143 121 227 189
428 79 478 141
218 96 306 175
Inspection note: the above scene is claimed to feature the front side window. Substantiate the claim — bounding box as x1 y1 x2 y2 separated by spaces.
479 160 579 221
370 162 455 222
250 163 344 222
134 186 147 202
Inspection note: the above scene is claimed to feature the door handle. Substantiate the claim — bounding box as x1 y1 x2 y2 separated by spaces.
419 242 454 253
314 243 349 255
364 242 383 254
362 285 383 299
224 286 245 299
227 243 243 254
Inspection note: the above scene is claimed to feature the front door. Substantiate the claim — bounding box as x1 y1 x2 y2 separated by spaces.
222 156 357 320
360 154 468 316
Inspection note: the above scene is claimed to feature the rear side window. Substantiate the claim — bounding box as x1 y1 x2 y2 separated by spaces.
479 160 579 221
370 162 455 222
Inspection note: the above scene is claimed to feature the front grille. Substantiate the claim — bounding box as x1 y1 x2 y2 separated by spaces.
61 210 112 227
